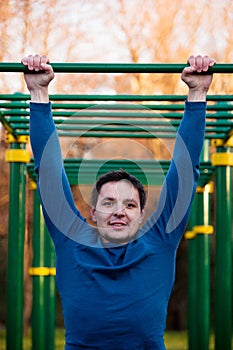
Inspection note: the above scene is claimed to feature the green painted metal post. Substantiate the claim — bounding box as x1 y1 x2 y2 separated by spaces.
212 144 233 350
5 138 29 350
193 140 212 350
44 225 56 350
31 186 46 350
185 199 198 350
194 189 212 350
186 139 213 350
30 183 56 350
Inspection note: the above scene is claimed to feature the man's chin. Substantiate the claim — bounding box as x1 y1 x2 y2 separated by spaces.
100 231 136 245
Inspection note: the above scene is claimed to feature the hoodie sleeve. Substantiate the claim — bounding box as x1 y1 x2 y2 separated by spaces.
143 101 206 247
29 102 86 246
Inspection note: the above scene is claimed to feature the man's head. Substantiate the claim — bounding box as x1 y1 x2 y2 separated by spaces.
90 169 147 245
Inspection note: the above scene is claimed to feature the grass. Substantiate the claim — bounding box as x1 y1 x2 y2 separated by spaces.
164 331 188 350
0 327 65 350
0 327 223 350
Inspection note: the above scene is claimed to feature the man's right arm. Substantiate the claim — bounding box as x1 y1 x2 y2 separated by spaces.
23 55 86 245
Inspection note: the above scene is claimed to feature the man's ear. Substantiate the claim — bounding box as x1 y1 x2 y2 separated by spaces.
139 209 145 223
90 207 97 222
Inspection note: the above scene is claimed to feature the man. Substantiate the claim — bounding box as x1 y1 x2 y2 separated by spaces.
22 54 215 349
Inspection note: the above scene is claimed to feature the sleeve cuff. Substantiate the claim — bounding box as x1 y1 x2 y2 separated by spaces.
30 101 51 112
185 100 207 110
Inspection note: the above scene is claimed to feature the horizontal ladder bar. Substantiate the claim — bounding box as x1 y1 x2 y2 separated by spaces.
0 63 233 73
1 102 233 111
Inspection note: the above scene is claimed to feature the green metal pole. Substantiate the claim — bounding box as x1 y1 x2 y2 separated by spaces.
31 187 46 350
212 145 233 350
6 141 28 350
0 62 232 73
44 225 56 350
30 185 56 350
185 199 198 350
186 140 213 350
1 93 233 101
1 101 233 111
194 140 212 350
194 191 212 350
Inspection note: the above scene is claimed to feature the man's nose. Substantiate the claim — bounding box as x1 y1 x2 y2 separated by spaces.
113 203 125 216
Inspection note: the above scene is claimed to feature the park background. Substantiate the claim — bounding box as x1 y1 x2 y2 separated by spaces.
0 0 233 347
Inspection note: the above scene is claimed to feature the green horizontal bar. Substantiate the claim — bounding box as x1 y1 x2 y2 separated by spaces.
27 157 214 167
4 121 232 138
1 114 231 125
2 102 187 110
28 158 214 168
11 124 231 136
9 127 232 139
9 117 233 127
2 101 233 111
0 93 233 102
3 111 233 121
2 110 233 119
9 117 232 129
58 132 229 139
1 62 233 73
56 131 229 139
27 159 215 186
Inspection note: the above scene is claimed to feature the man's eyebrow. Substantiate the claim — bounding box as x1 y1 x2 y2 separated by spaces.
124 199 138 205
100 196 116 202
100 197 138 204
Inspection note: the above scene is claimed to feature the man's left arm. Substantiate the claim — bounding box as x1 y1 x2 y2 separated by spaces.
141 55 215 246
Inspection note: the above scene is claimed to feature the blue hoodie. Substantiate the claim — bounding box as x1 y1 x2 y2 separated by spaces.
30 101 206 349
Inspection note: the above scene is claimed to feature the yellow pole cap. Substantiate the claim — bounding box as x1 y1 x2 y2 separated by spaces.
211 153 233 166
193 225 214 235
29 267 56 276
185 231 196 240
5 149 30 163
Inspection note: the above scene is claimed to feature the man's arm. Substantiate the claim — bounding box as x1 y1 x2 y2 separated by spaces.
22 55 86 246
142 55 215 246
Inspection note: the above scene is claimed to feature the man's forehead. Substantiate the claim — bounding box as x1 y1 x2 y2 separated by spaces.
99 180 138 198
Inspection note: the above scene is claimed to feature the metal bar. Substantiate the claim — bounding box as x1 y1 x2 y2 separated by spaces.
55 125 231 134
15 129 227 139
31 190 56 350
2 101 233 111
214 146 232 350
0 93 233 101
44 225 56 350
26 160 214 186
0 112 18 137
31 189 46 350
6 117 233 127
1 102 186 110
53 122 233 131
6 142 26 350
186 201 198 350
2 110 233 120
195 203 211 349
195 141 212 350
0 62 233 73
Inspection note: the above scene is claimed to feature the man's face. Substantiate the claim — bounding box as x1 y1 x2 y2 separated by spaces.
91 180 145 245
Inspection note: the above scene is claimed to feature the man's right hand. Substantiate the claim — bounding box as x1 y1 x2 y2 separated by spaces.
181 55 215 102
21 55 55 102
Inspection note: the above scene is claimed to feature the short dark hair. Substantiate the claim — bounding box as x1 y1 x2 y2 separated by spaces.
91 169 147 211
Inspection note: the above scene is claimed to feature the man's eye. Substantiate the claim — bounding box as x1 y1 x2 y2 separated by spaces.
103 201 113 206
126 203 136 208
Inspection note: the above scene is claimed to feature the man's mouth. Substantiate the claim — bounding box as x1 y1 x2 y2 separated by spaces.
109 221 127 228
